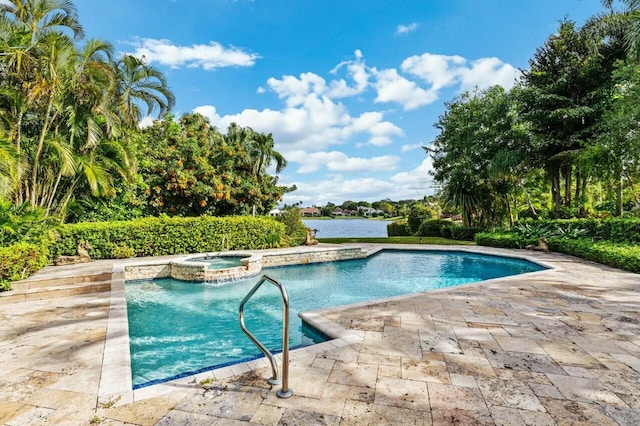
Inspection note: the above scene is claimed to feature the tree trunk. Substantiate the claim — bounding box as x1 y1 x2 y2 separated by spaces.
551 166 561 213
624 171 640 207
574 169 581 206
505 194 514 227
30 94 55 205
616 175 623 217
563 165 572 207
521 181 539 220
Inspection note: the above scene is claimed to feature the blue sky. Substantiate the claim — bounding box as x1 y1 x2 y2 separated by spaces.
78 0 604 206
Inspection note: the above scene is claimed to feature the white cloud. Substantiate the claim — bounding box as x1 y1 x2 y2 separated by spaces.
138 116 156 128
267 72 327 107
128 38 259 70
401 53 466 90
402 53 520 92
401 144 424 152
280 160 435 205
391 157 435 189
256 86 266 94
286 151 400 173
396 22 419 35
372 68 438 110
195 89 403 150
458 57 520 91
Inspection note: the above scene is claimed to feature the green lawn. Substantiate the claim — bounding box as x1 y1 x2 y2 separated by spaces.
317 236 475 245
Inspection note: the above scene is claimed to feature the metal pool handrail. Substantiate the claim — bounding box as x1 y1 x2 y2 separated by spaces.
238 274 293 399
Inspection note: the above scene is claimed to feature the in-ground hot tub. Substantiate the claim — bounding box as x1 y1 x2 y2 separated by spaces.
170 252 262 283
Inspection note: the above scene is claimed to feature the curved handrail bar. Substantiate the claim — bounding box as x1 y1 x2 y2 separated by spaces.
238 274 293 398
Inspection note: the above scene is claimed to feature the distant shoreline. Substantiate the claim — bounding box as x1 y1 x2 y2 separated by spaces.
302 216 398 221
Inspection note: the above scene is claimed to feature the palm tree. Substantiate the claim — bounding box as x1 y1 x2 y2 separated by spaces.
0 0 84 44
113 55 175 129
249 132 287 178
584 0 640 60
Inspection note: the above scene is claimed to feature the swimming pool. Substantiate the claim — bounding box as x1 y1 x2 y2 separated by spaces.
126 250 544 388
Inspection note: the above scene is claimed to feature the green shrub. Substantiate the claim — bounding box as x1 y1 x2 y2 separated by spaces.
475 232 529 249
407 206 437 234
440 225 453 239
111 244 136 259
548 238 640 273
416 219 453 237
451 226 482 241
275 209 307 246
0 242 50 291
50 216 287 259
387 219 410 236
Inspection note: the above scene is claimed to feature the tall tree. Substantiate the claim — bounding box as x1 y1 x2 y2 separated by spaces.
517 19 622 215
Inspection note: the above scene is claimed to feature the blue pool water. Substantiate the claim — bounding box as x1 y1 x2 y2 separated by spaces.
126 250 544 388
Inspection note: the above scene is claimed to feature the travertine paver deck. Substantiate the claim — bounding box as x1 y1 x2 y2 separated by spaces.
2 245 640 424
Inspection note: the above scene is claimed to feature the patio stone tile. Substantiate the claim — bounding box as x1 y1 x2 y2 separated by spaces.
489 406 526 426
603 405 640 426
374 376 430 412
537 341 604 368
156 409 220 425
540 398 618 426
476 377 546 412
378 363 402 378
0 401 31 424
175 386 266 421
427 382 490 422
327 361 377 388
287 365 330 399
618 393 640 409
484 349 566 375
357 352 401 366
279 408 340 426
311 357 336 371
341 400 432 425
545 374 628 407
262 392 319 412
401 358 450 384
449 373 478 389
249 404 285 426
518 409 560 426
101 395 180 426
315 382 350 416
4 406 54 425
612 353 640 373
443 353 497 378
494 336 546 355
346 386 375 403
419 329 462 355
528 382 564 400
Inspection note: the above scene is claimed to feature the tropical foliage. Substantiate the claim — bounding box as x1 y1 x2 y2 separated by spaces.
429 9 640 226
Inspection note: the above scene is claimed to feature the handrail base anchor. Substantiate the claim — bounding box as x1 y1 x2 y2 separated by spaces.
268 378 280 386
277 389 293 399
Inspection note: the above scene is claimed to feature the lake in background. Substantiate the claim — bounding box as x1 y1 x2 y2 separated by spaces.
302 218 389 238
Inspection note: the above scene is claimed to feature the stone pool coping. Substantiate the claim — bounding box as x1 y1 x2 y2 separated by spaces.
98 244 555 406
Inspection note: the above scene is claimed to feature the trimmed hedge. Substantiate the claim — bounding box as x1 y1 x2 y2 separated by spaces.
475 232 528 249
0 242 50 291
450 226 482 241
50 216 287 259
515 218 640 243
416 219 454 237
387 219 410 236
548 238 640 273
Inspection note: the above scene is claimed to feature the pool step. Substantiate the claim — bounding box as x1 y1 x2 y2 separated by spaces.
1 269 113 305
0 280 112 305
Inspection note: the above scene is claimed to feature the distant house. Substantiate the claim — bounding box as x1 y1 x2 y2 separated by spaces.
268 209 283 217
301 207 321 217
359 206 384 217
343 209 358 216
332 207 344 216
